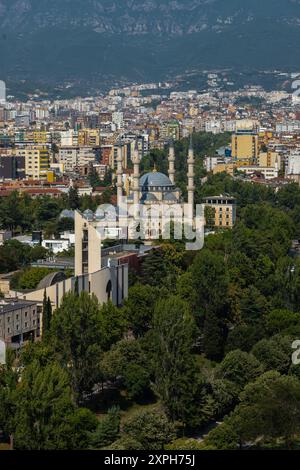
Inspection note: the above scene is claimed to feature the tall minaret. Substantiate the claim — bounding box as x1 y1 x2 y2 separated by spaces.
117 142 123 206
187 135 195 211
132 140 140 207
168 139 175 185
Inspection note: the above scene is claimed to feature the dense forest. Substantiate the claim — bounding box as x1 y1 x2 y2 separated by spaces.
2 170 300 449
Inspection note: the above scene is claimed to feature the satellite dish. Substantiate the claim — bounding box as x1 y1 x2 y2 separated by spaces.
0 340 6 365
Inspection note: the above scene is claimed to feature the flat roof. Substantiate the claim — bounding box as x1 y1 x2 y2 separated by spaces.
0 300 37 315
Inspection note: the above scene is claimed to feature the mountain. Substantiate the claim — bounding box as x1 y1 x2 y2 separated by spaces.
0 0 300 89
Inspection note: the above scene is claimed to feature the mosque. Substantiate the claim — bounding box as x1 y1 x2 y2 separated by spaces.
115 137 196 240
74 137 199 277
119 138 195 210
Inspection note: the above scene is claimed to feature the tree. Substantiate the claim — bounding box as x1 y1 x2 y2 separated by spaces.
122 410 175 450
265 309 300 336
203 311 226 360
99 301 127 351
12 361 97 450
203 423 239 450
251 335 292 374
42 290 52 336
68 186 80 210
204 206 216 229
152 296 201 428
140 249 167 287
101 339 151 401
226 324 264 353
16 267 52 290
50 292 103 403
228 371 300 449
124 284 158 337
89 407 120 449
0 350 18 449
89 167 101 190
189 249 230 325
216 350 263 391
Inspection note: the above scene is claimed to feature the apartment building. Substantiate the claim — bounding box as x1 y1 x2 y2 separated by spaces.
203 195 237 228
16 146 50 180
0 300 41 348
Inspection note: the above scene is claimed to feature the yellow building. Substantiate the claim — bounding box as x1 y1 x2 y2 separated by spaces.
47 171 56 183
16 146 50 180
78 129 100 147
257 151 281 168
213 160 252 176
231 131 259 160
203 195 237 228
160 121 181 141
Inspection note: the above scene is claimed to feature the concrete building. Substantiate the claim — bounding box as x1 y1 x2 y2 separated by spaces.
286 150 300 176
42 239 71 255
203 195 237 228
231 130 259 160
257 152 281 169
58 147 78 172
204 155 227 173
0 155 25 180
0 300 41 348
58 146 98 172
238 166 279 180
16 146 50 180
78 129 100 147
160 120 181 141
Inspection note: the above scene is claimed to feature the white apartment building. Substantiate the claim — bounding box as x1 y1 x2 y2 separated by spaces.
286 150 300 176
204 155 226 172
239 166 279 180
58 147 78 172
58 146 96 172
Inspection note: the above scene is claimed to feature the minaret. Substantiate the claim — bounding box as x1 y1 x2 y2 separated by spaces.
117 142 123 206
168 139 175 185
132 140 140 207
275 154 279 176
187 135 195 211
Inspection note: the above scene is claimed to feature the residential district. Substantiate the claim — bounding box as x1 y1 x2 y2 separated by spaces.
0 76 300 346
1 79 300 450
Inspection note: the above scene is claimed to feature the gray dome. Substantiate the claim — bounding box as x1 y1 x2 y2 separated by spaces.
60 209 75 220
83 209 94 221
140 193 158 203
140 172 174 189
95 204 116 221
163 192 177 202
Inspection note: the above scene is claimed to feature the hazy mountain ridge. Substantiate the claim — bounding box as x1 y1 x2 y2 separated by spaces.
0 0 300 89
0 0 299 34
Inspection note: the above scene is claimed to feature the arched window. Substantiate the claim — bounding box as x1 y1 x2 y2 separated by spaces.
106 280 112 301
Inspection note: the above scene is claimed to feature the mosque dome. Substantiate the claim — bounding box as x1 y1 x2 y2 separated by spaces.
140 172 174 189
83 209 94 221
59 209 75 220
163 192 177 202
140 193 159 203
95 204 116 221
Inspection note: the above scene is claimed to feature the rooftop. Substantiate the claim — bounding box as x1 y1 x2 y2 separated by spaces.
0 300 37 315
